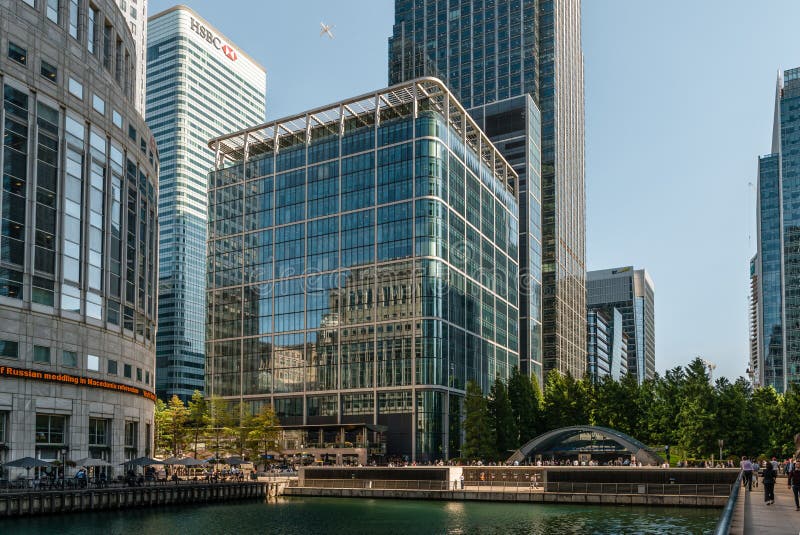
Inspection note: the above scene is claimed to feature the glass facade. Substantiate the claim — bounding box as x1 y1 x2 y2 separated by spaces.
586 267 655 383
586 307 626 383
388 0 585 380
207 79 519 460
147 7 266 401
755 68 800 392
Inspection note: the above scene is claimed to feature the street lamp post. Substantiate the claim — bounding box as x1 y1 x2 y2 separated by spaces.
718 439 724 464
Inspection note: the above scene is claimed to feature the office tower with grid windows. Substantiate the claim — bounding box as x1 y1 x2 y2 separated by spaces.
753 68 800 393
388 0 586 383
586 267 655 383
113 0 148 115
207 78 520 461
0 0 158 475
147 6 265 400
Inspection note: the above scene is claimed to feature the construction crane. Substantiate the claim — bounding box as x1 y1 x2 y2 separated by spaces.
699 357 717 382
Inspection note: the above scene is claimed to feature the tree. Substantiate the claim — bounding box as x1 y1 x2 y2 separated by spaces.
463 381 494 461
245 405 281 460
676 359 716 458
777 383 800 458
165 395 190 456
187 390 210 458
208 397 237 459
154 398 171 457
488 376 517 457
648 367 685 447
714 377 751 459
544 371 592 430
507 367 541 445
751 386 780 456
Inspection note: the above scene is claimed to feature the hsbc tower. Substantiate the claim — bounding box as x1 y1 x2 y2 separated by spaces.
146 6 266 401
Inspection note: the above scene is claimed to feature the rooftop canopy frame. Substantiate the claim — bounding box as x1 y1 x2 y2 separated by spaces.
208 77 517 196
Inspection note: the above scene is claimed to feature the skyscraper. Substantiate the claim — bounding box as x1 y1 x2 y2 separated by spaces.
0 0 158 472
754 68 800 392
114 0 148 115
147 6 265 400
207 78 520 461
586 267 655 383
388 0 586 382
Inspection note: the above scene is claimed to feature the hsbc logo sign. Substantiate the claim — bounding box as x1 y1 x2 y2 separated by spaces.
221 44 237 61
189 17 237 62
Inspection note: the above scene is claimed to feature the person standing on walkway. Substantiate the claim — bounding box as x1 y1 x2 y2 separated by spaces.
741 456 754 491
763 460 777 505
789 463 800 510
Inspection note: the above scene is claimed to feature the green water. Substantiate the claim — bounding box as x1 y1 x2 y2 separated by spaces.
3 497 720 535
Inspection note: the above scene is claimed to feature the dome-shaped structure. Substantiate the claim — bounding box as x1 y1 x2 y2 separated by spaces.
507 426 664 466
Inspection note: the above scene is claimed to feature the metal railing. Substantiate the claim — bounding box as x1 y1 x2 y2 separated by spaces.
301 479 449 491
712 471 742 535
297 478 735 496
544 481 734 496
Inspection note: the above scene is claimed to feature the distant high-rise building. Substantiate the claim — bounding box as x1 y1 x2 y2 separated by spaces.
587 308 627 382
753 68 800 392
749 255 759 386
586 267 655 383
388 0 586 382
147 6 266 400
114 0 148 115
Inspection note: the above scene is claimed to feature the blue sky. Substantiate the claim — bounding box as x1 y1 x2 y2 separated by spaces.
147 0 800 381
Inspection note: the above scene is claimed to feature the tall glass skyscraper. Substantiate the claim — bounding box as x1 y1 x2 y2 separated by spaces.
207 78 520 461
388 0 586 381
586 267 655 384
754 68 800 392
147 6 265 400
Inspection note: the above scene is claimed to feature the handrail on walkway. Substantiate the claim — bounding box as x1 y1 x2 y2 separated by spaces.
712 471 742 535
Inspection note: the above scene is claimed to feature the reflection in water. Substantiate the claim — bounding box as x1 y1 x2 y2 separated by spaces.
6 497 718 535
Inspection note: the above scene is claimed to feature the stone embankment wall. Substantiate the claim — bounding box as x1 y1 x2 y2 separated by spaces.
0 482 276 517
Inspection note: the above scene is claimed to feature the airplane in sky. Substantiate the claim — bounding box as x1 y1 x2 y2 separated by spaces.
320 22 335 39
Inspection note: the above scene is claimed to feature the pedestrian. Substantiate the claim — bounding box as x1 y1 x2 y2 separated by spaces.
763 459 777 505
741 456 753 491
790 463 800 511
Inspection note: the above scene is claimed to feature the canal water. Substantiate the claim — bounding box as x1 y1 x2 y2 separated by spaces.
5 497 720 534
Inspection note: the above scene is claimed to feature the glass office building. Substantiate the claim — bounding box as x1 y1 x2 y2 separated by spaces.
147 6 266 400
586 267 655 383
586 308 626 383
207 78 519 461
388 0 586 381
754 68 800 392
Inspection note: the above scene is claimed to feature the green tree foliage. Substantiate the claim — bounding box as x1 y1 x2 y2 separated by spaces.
187 390 210 457
507 367 542 445
245 405 281 459
544 371 592 429
466 360 799 464
489 376 517 456
164 395 191 456
463 381 494 460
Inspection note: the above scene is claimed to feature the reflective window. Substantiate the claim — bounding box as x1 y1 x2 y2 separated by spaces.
7 42 27 65
33 345 51 364
87 354 99 371
68 77 83 99
62 350 77 367
0 341 19 359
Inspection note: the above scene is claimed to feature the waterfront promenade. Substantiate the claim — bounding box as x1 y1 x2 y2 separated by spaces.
734 481 800 535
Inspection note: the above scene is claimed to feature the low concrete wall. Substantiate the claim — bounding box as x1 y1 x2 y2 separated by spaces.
0 482 269 517
283 486 727 507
